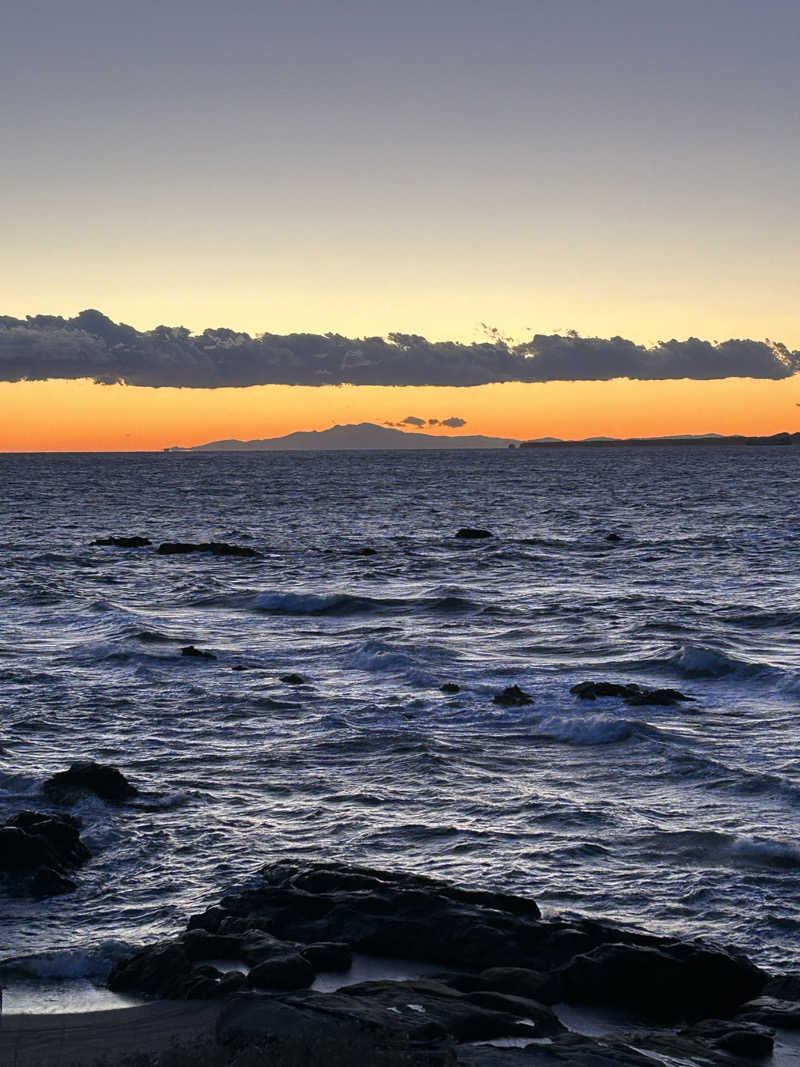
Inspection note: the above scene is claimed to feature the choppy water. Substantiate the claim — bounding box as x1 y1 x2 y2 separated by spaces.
1 448 798 997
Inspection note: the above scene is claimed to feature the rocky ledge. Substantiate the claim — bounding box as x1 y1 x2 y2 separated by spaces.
105 859 795 1064
0 810 90 897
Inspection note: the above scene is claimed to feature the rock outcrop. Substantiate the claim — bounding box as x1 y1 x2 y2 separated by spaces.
0 811 90 897
43 761 139 804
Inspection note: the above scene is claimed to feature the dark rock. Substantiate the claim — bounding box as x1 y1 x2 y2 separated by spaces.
181 645 217 660
231 664 249 671
356 547 377 556
625 688 692 707
43 761 138 804
736 995 800 1028
92 536 151 547
764 972 800 1001
31 867 77 897
454 528 493 539
180 929 247 961
606 533 622 542
437 966 551 1003
493 685 533 707
688 1018 774 1058
157 541 259 558
109 941 194 997
247 954 315 990
300 941 353 971
4 811 89 867
440 683 460 694
571 680 642 700
559 940 765 1020
280 674 305 685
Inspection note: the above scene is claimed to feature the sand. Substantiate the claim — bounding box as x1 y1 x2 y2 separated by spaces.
0 1000 221 1067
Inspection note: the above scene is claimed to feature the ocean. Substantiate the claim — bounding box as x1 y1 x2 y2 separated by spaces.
1 447 798 1009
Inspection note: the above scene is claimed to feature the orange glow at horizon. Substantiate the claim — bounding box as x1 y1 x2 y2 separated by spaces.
1 377 799 452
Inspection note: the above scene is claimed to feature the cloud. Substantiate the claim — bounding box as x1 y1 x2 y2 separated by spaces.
441 416 466 428
428 418 439 425
402 415 426 426
0 311 797 388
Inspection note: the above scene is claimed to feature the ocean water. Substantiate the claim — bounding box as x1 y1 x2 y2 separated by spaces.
1 448 798 1003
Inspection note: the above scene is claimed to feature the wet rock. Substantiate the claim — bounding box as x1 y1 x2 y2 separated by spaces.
454 528 493 539
0 811 90 897
248 954 315 990
157 541 259 557
356 547 377 556
43 761 139 804
688 1018 774 1058
571 681 642 700
300 941 353 971
736 994 800 1028
92 535 151 547
558 940 765 1020
605 532 622 542
181 645 217 660
280 674 305 685
108 941 238 999
625 688 693 706
764 972 800 1001
492 685 533 707
440 683 460 694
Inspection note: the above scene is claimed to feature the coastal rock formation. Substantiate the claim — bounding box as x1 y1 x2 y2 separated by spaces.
0 811 90 897
42 760 139 804
92 535 151 547
157 541 259 558
492 685 533 707
571 680 692 705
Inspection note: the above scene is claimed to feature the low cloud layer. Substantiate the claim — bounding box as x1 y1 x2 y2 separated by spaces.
0 311 797 388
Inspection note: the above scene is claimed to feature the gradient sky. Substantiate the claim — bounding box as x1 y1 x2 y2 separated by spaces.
3 1 799 448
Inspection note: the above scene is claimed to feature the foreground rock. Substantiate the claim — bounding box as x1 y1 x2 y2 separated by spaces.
43 761 139 804
157 541 259 558
92 535 151 547
571 680 693 705
0 811 90 897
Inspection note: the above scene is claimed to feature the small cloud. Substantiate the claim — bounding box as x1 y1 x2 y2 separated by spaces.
402 415 426 427
441 416 466 428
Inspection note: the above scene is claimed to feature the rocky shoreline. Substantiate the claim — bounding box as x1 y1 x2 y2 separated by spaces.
98 859 798 1065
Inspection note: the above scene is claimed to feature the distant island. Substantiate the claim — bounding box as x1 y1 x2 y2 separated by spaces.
165 422 517 451
165 425 800 452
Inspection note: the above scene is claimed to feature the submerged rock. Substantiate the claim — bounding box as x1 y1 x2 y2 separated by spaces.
43 760 139 804
157 541 259 558
571 680 692 705
605 532 622 542
181 645 217 660
0 811 90 897
454 528 493 539
92 535 151 547
493 685 533 707
280 673 306 685
440 683 460 694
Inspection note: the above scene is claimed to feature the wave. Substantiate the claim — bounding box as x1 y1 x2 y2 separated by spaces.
531 713 634 746
251 590 477 615
636 829 800 871
0 941 134 981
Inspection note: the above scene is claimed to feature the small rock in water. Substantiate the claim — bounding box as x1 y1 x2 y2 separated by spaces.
571 680 642 700
454 527 493 539
181 645 216 660
157 541 259 558
280 673 305 685
0 811 90 898
231 664 249 671
92 535 151 547
440 683 460 694
493 685 533 707
605 532 622 542
31 867 77 898
356 546 376 556
42 760 139 804
625 688 693 706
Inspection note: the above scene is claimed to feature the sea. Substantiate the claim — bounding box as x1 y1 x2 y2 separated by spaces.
1 447 798 1012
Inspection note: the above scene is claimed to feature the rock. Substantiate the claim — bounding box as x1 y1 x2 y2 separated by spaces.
181 645 217 660
232 664 249 671
157 541 259 558
493 685 533 707
92 535 151 547
440 683 460 694
558 940 765 1020
625 688 693 707
300 941 353 971
0 812 90 897
248 954 315 990
606 533 622 542
454 528 493 539
108 941 237 999
736 995 800 1028
570 681 692 705
764 972 800 1001
356 547 377 556
42 761 139 804
280 674 305 685
688 1018 774 1058
31 867 77 897
437 966 551 1003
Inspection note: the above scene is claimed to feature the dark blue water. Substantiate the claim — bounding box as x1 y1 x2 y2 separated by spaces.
1 448 798 1005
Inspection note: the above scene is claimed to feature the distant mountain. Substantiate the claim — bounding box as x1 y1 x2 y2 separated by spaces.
520 431 800 448
166 422 518 452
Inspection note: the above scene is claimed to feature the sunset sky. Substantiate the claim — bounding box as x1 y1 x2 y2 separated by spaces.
3 0 799 450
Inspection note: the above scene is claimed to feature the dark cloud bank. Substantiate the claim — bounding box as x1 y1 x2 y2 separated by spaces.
1 310 797 388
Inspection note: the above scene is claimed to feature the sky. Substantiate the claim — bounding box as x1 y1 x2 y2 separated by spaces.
2 0 799 449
